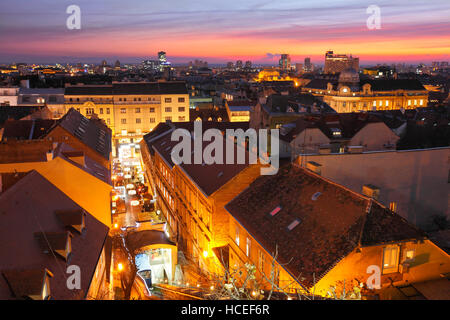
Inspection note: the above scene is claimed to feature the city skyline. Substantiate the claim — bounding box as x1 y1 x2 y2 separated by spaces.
0 0 449 64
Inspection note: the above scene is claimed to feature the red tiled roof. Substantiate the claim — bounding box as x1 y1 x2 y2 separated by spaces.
0 171 109 300
143 121 252 196
225 163 425 288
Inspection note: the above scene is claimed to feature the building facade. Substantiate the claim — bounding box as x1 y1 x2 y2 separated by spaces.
303 69 429 113
324 51 359 74
64 82 190 151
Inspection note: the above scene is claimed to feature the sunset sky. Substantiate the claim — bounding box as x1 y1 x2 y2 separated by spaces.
0 0 449 65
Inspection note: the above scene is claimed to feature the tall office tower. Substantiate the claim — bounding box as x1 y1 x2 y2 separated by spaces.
295 63 304 74
304 57 312 72
245 61 252 69
158 51 167 63
324 50 359 74
236 60 243 70
226 62 234 70
279 54 291 71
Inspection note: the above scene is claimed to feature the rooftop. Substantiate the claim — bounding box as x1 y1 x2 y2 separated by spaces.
225 163 426 288
0 170 108 300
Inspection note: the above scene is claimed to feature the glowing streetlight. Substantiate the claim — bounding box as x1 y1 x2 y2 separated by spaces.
117 263 124 271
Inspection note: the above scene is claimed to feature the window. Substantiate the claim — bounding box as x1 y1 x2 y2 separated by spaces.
150 118 155 123
120 108 126 113
382 246 399 273
135 108 141 113
246 238 251 257
419 99 424 106
99 108 103 114
165 116 172 121
106 108 110 114
136 118 141 124
178 116 185 121
106 118 110 125
165 107 172 112
389 202 398 213
150 107 155 113
408 100 411 106
385 100 389 107
178 107 185 112
235 225 240 246
165 98 172 103
121 119 126 124
178 97 185 103
86 108 94 115
258 250 264 272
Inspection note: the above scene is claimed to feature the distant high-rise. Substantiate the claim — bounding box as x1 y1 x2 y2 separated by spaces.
236 60 243 70
295 63 304 74
279 54 291 71
158 51 167 63
114 60 121 69
324 51 359 74
304 57 312 72
226 62 234 70
245 61 252 69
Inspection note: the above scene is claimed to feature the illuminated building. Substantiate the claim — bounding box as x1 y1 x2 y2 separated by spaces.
324 51 359 74
254 68 300 85
303 68 429 113
304 57 312 72
64 82 189 154
225 163 450 298
279 54 291 71
140 121 262 275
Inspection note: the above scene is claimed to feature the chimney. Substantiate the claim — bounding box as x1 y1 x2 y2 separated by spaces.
362 184 380 200
306 161 322 175
46 150 54 162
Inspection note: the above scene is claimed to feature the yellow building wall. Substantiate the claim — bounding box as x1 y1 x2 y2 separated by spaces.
0 157 112 227
314 240 450 297
227 211 450 297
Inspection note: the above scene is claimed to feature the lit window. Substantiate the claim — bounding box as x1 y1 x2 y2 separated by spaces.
235 225 240 246
120 108 126 113
382 246 399 273
419 100 423 106
136 118 141 124
389 202 397 213
165 98 172 103
246 238 251 257
405 249 415 261
258 250 264 272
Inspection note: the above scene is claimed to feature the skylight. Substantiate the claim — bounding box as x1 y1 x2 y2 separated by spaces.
287 218 301 231
311 192 322 201
269 206 281 217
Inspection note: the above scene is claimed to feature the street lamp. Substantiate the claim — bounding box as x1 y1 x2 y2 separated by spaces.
117 263 124 271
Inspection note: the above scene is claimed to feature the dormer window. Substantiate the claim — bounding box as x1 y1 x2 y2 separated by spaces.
34 231 73 261
331 128 342 137
2 268 53 300
55 209 86 234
